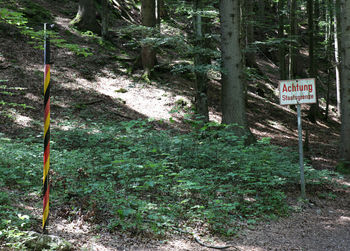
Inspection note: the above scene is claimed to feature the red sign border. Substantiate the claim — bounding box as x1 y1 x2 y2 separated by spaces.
278 78 316 106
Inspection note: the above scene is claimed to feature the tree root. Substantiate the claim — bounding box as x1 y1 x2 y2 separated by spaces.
173 227 237 250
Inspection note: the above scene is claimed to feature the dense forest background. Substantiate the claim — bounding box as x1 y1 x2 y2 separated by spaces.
0 0 350 250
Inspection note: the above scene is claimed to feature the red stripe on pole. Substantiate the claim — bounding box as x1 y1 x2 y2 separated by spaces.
43 187 49 207
45 64 50 78
44 142 50 163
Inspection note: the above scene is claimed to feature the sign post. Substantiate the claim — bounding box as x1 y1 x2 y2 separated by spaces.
279 78 316 198
297 104 305 198
43 23 53 232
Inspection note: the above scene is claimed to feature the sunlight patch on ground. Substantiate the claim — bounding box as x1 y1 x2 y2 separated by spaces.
338 216 350 224
249 92 295 114
11 111 33 127
55 219 90 235
209 110 221 123
94 76 191 121
54 16 73 31
236 245 266 251
24 93 40 102
82 242 110 251
163 240 198 250
53 99 70 108
266 119 291 132
56 124 75 131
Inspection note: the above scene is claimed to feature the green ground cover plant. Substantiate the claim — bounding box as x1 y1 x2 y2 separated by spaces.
0 119 338 245
0 4 91 56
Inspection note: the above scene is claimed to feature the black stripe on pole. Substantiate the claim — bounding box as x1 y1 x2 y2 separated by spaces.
44 129 50 155
44 87 50 104
43 175 48 195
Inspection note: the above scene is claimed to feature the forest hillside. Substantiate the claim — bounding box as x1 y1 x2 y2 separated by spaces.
0 0 349 250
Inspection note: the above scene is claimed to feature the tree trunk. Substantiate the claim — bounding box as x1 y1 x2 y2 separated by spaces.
244 0 256 67
289 0 297 79
219 0 252 140
71 0 100 34
314 0 320 39
339 0 350 167
101 0 109 39
155 0 164 29
308 0 315 77
307 0 319 123
141 0 157 77
334 0 341 115
193 0 209 122
278 0 287 80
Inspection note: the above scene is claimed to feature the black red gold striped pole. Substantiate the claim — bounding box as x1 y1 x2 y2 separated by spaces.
43 23 51 232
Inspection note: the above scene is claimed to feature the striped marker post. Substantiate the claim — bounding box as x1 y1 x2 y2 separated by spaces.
43 23 52 232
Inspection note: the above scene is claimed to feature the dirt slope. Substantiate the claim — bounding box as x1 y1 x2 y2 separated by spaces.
1 0 349 250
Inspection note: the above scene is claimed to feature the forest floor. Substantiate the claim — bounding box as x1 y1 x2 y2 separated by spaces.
1 0 350 250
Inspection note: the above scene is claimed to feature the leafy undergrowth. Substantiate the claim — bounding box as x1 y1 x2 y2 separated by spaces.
0 190 37 250
0 120 339 249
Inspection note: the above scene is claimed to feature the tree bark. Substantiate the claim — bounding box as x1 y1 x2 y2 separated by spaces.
308 0 315 78
155 0 164 29
71 0 100 34
278 0 287 80
288 0 297 79
193 0 209 122
244 0 256 68
307 0 319 123
219 0 252 140
334 0 341 115
339 0 350 167
141 0 157 77
101 0 109 39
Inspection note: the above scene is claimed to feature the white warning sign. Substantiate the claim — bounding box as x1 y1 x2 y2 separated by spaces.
279 78 316 105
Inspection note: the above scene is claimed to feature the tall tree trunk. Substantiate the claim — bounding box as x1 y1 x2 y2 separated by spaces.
339 0 350 167
308 0 315 77
219 0 252 140
101 0 109 39
71 0 100 34
155 0 164 29
278 0 287 80
289 0 297 79
244 0 256 67
141 0 157 77
314 0 320 38
334 0 341 115
324 0 334 120
307 0 319 123
193 0 209 122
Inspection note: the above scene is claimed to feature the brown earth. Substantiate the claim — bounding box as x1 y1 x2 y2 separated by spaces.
1 1 349 250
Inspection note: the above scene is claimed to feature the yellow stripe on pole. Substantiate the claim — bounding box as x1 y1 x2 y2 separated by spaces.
44 111 50 134
44 67 50 93
42 197 49 229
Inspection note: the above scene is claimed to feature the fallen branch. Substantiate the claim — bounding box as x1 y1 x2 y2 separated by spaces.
172 227 237 250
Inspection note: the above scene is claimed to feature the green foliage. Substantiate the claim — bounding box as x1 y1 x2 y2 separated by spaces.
0 7 92 56
19 0 54 25
0 190 36 250
336 161 350 174
0 120 339 237
117 7 221 75
0 100 34 109
0 137 42 188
